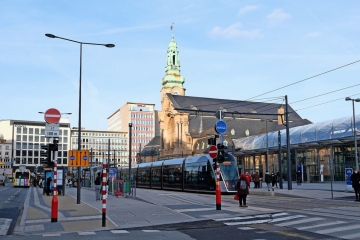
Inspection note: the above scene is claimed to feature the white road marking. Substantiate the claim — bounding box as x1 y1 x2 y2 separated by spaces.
276 217 324 227
42 233 61 237
316 224 360 234
111 230 129 234
142 230 160 232
297 220 346 230
78 231 96 235
215 212 288 221
237 227 254 230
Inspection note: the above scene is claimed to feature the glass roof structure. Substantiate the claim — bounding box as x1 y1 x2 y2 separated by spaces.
233 114 360 152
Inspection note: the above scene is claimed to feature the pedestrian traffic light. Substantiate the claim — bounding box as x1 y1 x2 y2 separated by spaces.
217 144 225 163
52 139 58 152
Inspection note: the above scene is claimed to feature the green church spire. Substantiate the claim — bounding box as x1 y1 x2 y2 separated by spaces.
161 26 185 89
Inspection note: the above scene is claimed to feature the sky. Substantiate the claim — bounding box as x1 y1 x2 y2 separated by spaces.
1 0 360 131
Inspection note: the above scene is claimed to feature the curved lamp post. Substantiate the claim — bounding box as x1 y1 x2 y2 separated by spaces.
45 33 114 204
345 97 360 170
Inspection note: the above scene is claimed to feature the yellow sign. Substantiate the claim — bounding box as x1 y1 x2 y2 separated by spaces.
0 162 4 165
68 150 89 167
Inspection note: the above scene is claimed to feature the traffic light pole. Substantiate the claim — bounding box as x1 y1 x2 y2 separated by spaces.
215 158 221 210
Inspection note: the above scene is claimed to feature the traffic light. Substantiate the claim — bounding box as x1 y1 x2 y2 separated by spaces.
40 144 51 166
52 139 58 152
217 144 225 163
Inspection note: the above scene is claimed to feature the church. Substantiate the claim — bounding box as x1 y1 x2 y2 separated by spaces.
139 33 311 163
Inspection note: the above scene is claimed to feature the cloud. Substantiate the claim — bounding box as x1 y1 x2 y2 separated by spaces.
267 9 291 21
304 31 322 38
238 5 259 15
210 22 261 39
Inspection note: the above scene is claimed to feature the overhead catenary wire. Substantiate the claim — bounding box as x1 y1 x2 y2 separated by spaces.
246 59 360 100
295 92 360 111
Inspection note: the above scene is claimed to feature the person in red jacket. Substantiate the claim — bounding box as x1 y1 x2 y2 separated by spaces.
236 173 250 207
245 172 251 184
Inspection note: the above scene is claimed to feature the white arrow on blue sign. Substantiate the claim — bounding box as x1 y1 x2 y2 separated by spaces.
215 120 227 134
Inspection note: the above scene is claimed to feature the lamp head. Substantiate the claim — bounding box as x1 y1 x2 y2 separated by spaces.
345 97 352 101
105 44 115 48
45 33 56 38
355 98 360 102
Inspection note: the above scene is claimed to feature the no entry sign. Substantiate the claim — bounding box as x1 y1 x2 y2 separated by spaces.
44 108 61 124
209 145 218 159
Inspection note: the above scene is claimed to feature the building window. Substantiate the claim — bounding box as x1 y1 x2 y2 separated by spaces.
29 128 33 134
23 128 27 134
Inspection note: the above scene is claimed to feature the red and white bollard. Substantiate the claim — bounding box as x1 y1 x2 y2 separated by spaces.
51 162 58 222
102 160 107 227
216 162 221 210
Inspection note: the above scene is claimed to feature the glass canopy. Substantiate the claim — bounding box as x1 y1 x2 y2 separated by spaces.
233 114 360 151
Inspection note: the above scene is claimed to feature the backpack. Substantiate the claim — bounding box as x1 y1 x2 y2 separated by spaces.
94 176 101 185
239 180 247 190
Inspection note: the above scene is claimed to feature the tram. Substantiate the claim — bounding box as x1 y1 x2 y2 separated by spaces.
117 153 239 193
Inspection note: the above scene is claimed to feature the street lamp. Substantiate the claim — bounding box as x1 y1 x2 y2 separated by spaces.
45 33 115 204
261 119 273 172
345 97 360 170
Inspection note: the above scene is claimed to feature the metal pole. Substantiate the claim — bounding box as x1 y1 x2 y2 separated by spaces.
77 43 82 204
266 120 269 172
51 159 58 222
102 156 107 227
278 131 283 189
352 100 359 170
128 123 132 194
139 143 142 164
285 95 292 190
108 139 110 172
90 148 93 169
330 145 333 199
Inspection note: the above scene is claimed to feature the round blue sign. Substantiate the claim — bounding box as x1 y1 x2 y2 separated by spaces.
215 120 227 134
70 156 75 161
83 156 88 161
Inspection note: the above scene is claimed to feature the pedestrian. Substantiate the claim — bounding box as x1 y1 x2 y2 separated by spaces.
236 173 250 207
271 172 277 191
39 178 43 188
350 169 360 202
46 176 52 196
254 172 260 188
265 172 272 191
94 173 101 201
296 171 302 185
245 172 251 184
276 171 280 188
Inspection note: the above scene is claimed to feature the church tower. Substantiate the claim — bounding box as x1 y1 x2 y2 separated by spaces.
160 30 186 101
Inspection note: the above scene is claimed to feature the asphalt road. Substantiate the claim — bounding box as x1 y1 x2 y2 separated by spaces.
0 183 28 235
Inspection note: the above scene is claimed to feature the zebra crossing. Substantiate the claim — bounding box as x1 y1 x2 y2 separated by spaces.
215 212 360 240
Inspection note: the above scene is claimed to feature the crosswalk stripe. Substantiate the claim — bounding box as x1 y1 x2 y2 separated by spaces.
341 231 360 239
269 215 305 223
111 230 129 234
215 212 288 221
297 220 346 230
315 224 360 234
142 230 160 232
237 227 254 230
224 215 305 226
276 217 324 227
78 231 96 235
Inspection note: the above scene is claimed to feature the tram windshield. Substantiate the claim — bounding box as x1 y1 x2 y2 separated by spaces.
220 156 239 181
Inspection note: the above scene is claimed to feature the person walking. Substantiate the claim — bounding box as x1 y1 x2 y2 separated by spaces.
350 169 360 201
236 173 250 207
271 172 277 191
245 172 251 185
46 176 52 196
94 173 101 201
296 171 302 185
254 172 260 188
265 172 272 191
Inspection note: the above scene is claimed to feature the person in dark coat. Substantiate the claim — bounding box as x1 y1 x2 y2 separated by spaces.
350 169 360 201
46 177 52 196
271 173 277 191
254 172 260 188
236 173 250 207
265 172 272 191
296 171 302 185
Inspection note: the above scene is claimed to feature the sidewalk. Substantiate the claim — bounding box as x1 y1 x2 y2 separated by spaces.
14 181 356 236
